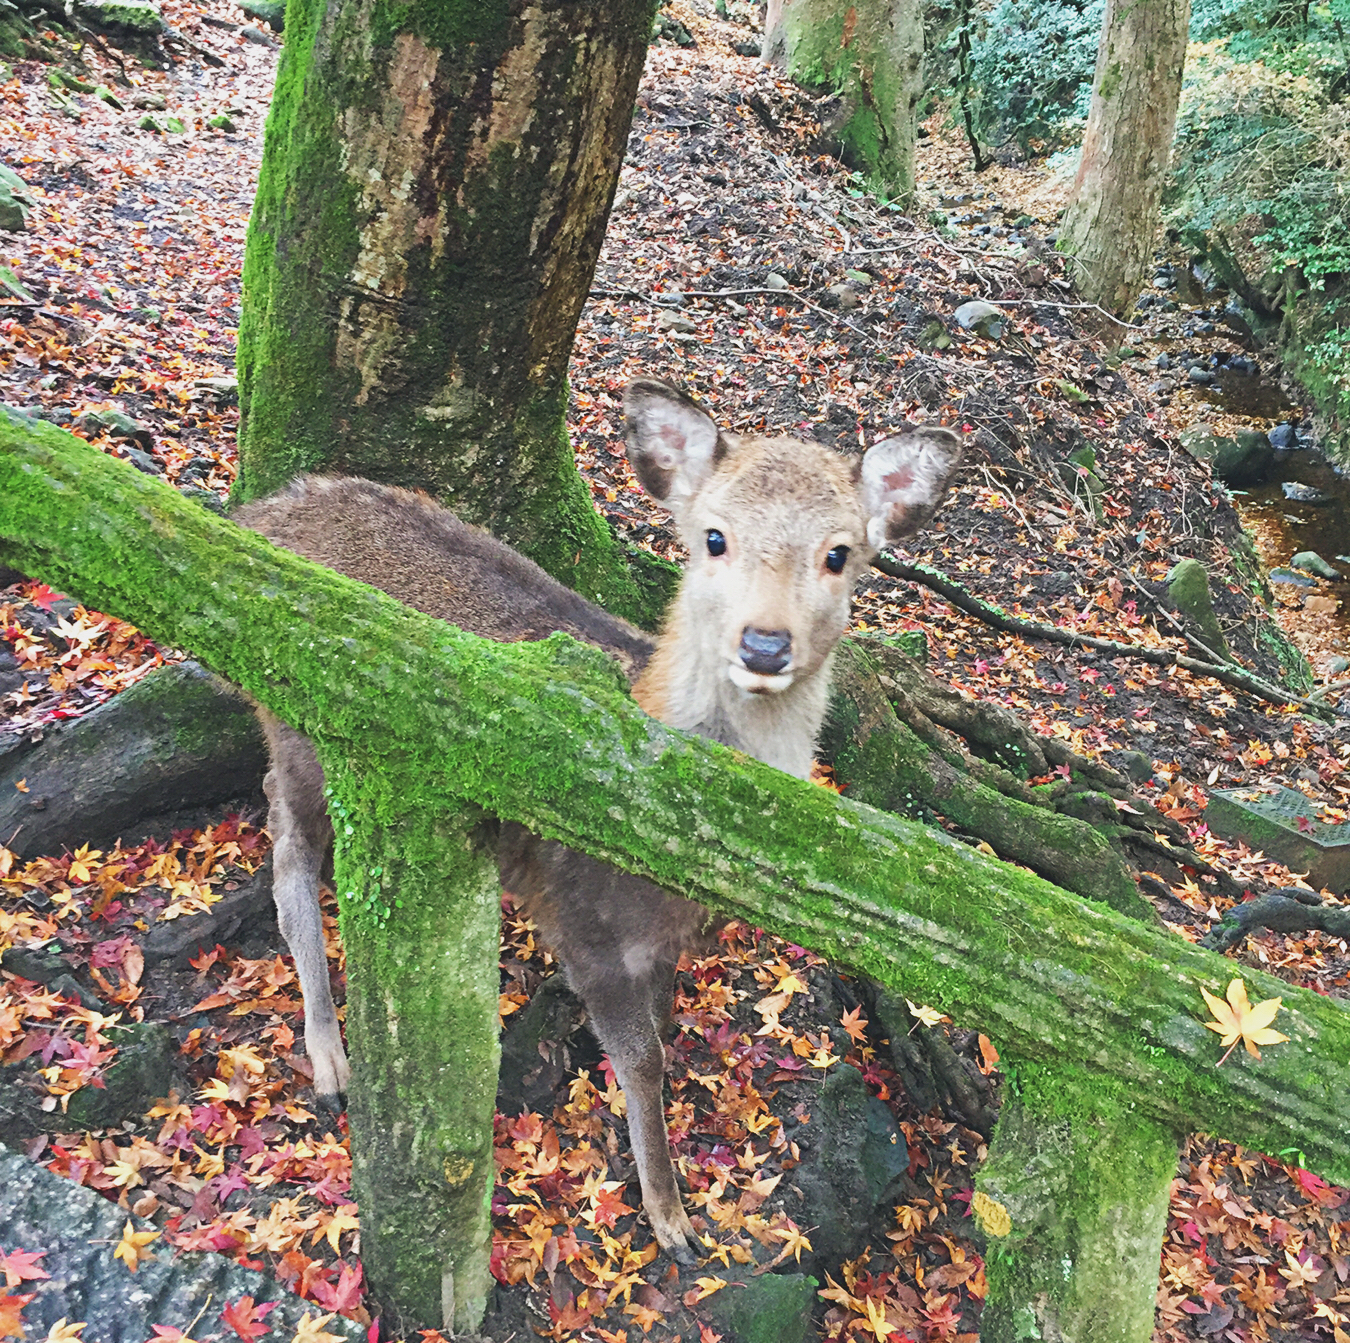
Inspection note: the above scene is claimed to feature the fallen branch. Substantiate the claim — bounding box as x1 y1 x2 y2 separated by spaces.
1202 891 1350 953
871 554 1341 720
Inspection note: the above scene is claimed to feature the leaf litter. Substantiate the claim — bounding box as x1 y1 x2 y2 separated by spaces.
0 0 1347 1339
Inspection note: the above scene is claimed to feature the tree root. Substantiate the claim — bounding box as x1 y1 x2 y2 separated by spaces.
871 554 1343 721
1202 890 1350 953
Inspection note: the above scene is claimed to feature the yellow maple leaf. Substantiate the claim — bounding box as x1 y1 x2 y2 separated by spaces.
290 1312 342 1343
971 1190 1012 1238
691 1276 727 1300
863 1296 892 1343
906 999 946 1029
112 1222 159 1273
1201 978 1290 1063
43 1320 87 1342
769 1223 813 1262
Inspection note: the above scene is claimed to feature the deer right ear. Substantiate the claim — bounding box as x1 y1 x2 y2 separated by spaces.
624 379 726 508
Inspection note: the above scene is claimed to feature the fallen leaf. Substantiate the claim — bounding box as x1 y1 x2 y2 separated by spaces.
1201 979 1290 1063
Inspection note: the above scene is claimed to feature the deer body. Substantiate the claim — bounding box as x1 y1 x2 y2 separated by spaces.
235 379 961 1259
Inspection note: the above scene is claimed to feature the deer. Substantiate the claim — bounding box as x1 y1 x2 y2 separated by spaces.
233 378 963 1261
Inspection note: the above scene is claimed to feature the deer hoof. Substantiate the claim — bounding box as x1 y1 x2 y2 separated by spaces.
314 1088 347 1117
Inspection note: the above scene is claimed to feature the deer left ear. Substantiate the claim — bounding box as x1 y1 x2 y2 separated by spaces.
860 426 964 549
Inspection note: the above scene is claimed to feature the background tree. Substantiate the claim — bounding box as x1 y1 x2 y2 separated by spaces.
235 0 673 625
762 0 925 205
1056 0 1192 311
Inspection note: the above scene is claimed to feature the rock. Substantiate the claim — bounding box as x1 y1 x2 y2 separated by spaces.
1179 426 1273 487
1268 423 1297 449
237 0 283 28
1106 749 1154 784
1148 379 1175 395
128 91 165 110
164 116 185 133
656 310 698 335
702 1266 818 1343
76 0 165 34
141 862 275 968
1283 481 1330 504
1167 558 1228 655
137 114 163 133
192 375 238 402
1042 570 1077 595
918 318 950 351
1292 551 1342 581
825 283 860 311
0 1141 367 1341
1205 784 1350 893
180 486 226 515
0 164 35 232
1155 353 1170 370
76 409 153 447
764 272 790 291
1329 656 1350 676
125 447 161 475
66 1022 185 1129
239 23 278 44
1269 568 1317 588
953 300 1006 338
785 1064 908 1273
1188 367 1214 385
94 84 125 109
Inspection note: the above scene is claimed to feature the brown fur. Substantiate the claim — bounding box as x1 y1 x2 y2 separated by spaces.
237 378 962 1259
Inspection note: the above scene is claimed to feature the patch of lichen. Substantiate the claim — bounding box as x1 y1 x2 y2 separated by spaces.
3 418 1350 1189
978 1067 1177 1342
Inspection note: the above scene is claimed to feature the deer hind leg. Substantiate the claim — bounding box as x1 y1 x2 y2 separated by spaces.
579 960 697 1262
258 711 348 1107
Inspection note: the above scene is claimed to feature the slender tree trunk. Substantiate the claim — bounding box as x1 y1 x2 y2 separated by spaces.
235 0 672 625
764 0 925 204
1057 0 1191 313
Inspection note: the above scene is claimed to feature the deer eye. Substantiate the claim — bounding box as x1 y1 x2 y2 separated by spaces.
825 545 850 574
706 530 727 557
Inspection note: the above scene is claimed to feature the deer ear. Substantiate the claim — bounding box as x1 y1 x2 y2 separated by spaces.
860 426 964 549
624 378 726 508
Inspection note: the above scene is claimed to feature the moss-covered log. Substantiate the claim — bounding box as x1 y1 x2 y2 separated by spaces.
763 0 924 204
236 0 674 625
4 420 1350 1194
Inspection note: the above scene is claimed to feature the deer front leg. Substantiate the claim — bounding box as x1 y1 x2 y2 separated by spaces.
582 970 697 1263
259 713 349 1108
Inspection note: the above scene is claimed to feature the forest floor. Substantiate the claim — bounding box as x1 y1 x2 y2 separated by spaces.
0 2 1348 1342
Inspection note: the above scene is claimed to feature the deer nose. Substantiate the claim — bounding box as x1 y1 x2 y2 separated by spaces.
739 627 792 675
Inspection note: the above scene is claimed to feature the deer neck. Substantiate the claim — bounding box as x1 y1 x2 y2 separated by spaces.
632 599 833 781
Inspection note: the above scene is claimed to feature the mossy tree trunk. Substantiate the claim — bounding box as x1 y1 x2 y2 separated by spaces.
326 776 501 1334
4 422 1350 1197
1057 0 1191 313
977 1073 1178 1343
763 0 924 205
236 0 672 625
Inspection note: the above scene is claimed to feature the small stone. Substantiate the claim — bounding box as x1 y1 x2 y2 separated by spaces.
656 310 697 334
129 91 165 109
1268 423 1297 449
94 84 124 109
237 0 284 28
1269 568 1317 588
164 116 185 133
954 299 1005 333
1167 558 1227 654
206 112 235 131
239 23 277 44
1291 551 1342 581
125 447 161 475
1155 353 1170 370
1283 481 1330 504
764 272 790 291
137 113 163 132
1148 379 1175 395
1106 749 1154 783
1188 367 1214 385
826 283 860 311
0 165 35 233
1328 656 1350 676
1196 320 1215 334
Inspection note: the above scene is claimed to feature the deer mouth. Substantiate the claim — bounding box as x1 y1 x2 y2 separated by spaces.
728 664 796 694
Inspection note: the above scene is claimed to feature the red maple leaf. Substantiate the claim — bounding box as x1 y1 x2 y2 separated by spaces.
310 1262 364 1315
0 1248 49 1289
25 584 60 612
0 1292 32 1340
221 1295 278 1341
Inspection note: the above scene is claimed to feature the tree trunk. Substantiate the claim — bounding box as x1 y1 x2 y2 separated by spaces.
1057 0 1191 313
764 0 924 205
235 0 673 627
4 423 1350 1198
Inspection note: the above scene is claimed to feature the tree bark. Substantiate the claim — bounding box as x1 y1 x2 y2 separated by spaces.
764 0 924 205
4 421 1350 1197
235 0 674 626
1057 0 1191 313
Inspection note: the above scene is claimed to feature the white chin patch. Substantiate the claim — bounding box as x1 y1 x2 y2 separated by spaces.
728 664 795 694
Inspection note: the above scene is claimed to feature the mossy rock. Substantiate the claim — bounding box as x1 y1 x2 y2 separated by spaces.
76 0 164 32
702 1266 818 1343
237 0 283 28
1166 557 1228 657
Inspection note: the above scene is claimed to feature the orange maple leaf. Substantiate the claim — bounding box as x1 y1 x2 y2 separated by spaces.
1200 979 1290 1064
112 1221 159 1273
0 1293 33 1341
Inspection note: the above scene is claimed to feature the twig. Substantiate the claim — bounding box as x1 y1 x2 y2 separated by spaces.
997 296 1144 330
870 554 1344 720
